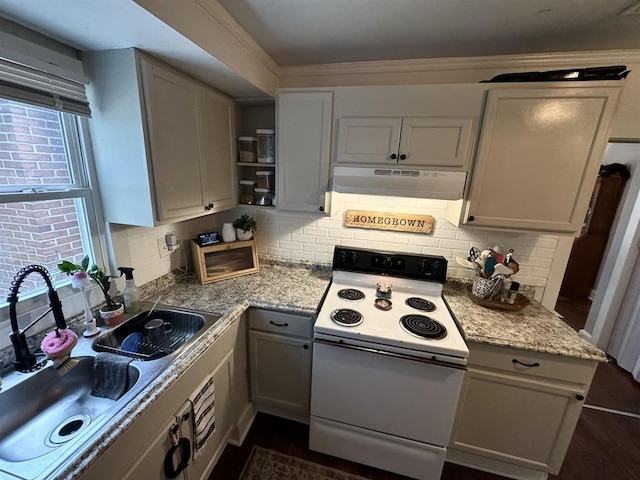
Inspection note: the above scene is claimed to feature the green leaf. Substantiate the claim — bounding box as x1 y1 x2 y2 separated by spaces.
81 256 90 270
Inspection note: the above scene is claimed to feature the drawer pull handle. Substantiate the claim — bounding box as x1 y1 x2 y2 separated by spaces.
303 344 309 350
512 358 540 368
576 394 585 401
269 321 289 327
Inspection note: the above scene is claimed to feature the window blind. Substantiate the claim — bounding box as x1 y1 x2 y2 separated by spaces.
0 58 90 116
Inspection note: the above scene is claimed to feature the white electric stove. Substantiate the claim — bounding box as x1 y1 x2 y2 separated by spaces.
310 246 469 480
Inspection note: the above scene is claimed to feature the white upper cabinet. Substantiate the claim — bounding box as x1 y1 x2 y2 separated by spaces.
455 85 620 234
337 116 474 169
276 90 333 213
198 87 237 213
86 49 236 227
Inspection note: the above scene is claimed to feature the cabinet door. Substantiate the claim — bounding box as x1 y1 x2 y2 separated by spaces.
183 350 235 480
465 87 619 233
140 58 207 221
249 330 312 413
451 368 585 474
277 91 333 212
336 117 402 164
398 117 474 169
198 87 237 213
120 408 188 480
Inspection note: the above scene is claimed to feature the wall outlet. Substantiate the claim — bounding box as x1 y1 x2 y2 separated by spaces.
157 237 170 258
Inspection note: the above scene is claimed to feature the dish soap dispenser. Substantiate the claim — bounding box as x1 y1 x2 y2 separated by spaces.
118 267 140 314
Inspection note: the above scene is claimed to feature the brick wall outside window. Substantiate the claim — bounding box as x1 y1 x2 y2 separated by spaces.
0 99 85 295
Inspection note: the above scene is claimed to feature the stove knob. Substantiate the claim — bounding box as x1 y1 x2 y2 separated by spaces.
350 252 359 265
418 260 432 274
383 256 393 268
338 250 349 265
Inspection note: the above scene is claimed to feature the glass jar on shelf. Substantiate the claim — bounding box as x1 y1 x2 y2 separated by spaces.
238 136 257 163
256 129 275 164
239 180 256 204
254 187 273 206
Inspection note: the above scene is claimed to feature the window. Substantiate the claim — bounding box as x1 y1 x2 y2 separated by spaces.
0 98 103 303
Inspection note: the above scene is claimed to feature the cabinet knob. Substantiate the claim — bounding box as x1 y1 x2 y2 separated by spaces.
468 215 475 222
303 344 309 350
390 153 397 160
204 203 214 211
319 206 325 212
576 394 585 401
399 154 407 160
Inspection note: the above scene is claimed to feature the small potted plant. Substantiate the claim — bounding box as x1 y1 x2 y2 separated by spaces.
58 256 125 327
232 213 257 241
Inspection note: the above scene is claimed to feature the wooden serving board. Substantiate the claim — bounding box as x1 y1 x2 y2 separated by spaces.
466 284 530 312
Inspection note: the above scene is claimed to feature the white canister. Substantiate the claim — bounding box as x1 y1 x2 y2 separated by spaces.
221 223 236 242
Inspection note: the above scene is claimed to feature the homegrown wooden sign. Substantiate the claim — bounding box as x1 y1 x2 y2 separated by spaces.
345 210 434 233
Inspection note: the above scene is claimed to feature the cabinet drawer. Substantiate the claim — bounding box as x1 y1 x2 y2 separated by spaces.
249 309 313 339
468 342 596 386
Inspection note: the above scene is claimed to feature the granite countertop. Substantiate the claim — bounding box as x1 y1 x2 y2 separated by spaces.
444 280 607 361
48 257 606 479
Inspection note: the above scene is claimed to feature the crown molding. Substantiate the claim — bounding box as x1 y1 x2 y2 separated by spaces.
195 0 282 78
281 50 640 79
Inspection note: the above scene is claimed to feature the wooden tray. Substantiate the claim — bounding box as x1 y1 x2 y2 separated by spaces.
465 285 530 312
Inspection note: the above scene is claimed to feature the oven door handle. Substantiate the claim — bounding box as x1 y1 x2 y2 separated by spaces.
313 338 467 370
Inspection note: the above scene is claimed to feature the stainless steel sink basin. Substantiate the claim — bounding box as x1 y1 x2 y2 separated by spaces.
0 356 139 463
0 305 221 480
92 309 208 360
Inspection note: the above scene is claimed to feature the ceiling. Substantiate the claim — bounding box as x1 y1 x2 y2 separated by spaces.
218 0 640 66
0 0 639 98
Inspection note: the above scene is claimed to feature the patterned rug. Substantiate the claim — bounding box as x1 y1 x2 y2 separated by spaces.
239 446 371 480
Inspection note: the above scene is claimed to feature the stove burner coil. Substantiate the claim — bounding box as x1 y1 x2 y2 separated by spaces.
400 315 447 340
405 297 436 312
331 309 363 327
337 288 365 301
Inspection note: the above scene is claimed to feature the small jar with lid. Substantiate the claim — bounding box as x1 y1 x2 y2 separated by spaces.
254 187 273 206
256 129 275 164
256 170 274 189
238 136 257 163
239 180 256 204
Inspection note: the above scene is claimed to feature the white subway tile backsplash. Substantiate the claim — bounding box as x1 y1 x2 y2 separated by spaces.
303 226 329 236
279 241 303 251
303 244 328 253
408 236 440 247
290 250 315 261
267 247 291 257
438 239 471 250
111 194 561 299
328 229 355 239
315 236 338 246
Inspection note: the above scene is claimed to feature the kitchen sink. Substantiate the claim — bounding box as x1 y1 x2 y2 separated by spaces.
92 309 209 360
0 305 221 480
0 356 140 463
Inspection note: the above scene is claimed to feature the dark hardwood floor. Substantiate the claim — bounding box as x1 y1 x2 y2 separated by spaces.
211 298 640 480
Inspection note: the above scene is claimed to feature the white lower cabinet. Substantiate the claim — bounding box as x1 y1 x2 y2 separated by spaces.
248 309 313 423
80 314 251 480
448 342 598 479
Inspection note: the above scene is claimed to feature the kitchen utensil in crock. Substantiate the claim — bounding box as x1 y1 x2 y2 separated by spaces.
492 263 513 278
484 256 498 277
455 256 476 269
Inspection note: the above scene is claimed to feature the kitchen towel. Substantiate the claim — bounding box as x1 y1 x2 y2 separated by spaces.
190 373 216 459
91 352 133 400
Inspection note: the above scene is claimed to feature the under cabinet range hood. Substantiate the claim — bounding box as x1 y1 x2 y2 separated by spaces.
332 166 467 200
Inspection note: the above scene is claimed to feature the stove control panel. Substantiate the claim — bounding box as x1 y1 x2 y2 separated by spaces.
332 246 447 283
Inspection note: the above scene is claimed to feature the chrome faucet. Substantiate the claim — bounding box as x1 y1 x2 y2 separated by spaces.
7 265 68 372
